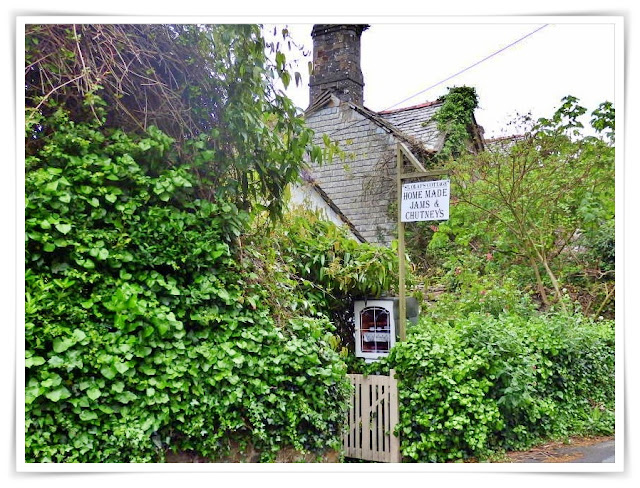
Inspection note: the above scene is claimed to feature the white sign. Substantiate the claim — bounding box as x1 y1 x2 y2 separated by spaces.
400 179 450 222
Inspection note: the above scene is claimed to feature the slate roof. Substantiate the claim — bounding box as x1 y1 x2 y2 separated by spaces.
484 134 526 152
306 94 440 159
303 92 483 245
304 98 399 245
378 101 444 152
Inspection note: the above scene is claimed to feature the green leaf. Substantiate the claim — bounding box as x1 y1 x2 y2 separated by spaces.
140 364 156 375
87 388 102 400
79 410 99 421
48 356 65 367
119 270 133 280
72 329 87 342
100 365 118 380
115 391 137 404
55 223 72 234
156 322 169 336
25 356 45 368
216 289 231 302
114 361 130 375
45 180 59 192
45 386 71 402
53 337 74 353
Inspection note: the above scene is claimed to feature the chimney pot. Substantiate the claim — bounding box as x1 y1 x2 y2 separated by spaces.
309 24 369 107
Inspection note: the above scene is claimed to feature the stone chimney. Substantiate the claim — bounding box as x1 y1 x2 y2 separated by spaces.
309 24 369 106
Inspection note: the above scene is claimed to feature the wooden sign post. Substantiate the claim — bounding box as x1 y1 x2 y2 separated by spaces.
395 143 449 342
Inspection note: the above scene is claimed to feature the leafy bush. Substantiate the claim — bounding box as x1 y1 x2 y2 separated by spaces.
275 208 400 299
425 271 538 325
384 325 502 462
248 207 400 360
368 311 615 462
443 97 615 313
25 112 350 462
410 97 615 317
467 313 615 449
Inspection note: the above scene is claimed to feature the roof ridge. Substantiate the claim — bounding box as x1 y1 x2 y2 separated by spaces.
346 102 437 156
484 134 526 143
378 100 442 115
298 174 367 243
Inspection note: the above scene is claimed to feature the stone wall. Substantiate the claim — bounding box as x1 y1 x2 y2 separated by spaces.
305 103 397 246
165 445 341 463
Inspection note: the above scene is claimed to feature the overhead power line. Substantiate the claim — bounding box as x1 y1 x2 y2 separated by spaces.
382 23 550 111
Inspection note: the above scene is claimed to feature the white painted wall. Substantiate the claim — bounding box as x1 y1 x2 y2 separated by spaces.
289 183 362 242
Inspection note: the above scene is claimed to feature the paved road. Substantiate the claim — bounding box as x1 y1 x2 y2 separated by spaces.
510 438 615 463
566 439 615 463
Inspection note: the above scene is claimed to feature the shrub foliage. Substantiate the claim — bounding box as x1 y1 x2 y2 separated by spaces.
366 312 615 462
24 111 352 462
24 23 356 463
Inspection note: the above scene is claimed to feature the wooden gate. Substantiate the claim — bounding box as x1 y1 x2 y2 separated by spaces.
343 370 401 462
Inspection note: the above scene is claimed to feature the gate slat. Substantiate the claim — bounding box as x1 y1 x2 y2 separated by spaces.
388 370 401 462
371 376 385 461
362 379 372 460
355 376 362 459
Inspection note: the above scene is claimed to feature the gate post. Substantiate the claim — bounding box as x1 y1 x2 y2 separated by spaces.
388 369 401 462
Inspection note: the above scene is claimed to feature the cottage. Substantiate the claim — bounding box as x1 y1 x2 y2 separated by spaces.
294 24 485 246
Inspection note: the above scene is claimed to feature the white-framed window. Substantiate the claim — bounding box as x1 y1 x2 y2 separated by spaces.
354 300 396 362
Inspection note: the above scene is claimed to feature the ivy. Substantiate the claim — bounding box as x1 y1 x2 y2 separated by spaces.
432 86 479 161
25 111 350 462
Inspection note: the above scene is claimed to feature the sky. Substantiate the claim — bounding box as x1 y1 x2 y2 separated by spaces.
265 19 619 139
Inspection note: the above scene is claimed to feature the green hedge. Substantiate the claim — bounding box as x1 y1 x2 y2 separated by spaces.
370 312 615 462
25 113 350 462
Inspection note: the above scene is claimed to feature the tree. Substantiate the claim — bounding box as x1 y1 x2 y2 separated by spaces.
25 23 318 218
444 96 615 313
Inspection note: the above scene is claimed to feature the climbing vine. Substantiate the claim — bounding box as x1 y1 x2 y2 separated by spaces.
431 86 479 161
